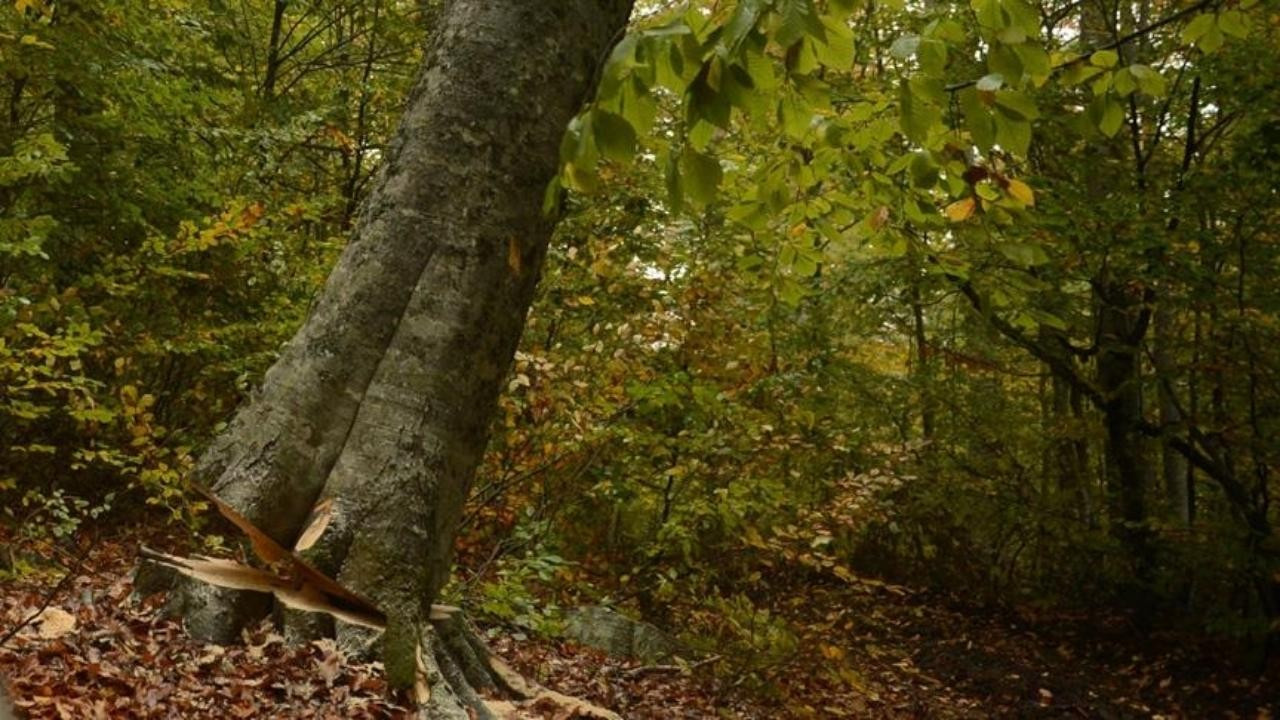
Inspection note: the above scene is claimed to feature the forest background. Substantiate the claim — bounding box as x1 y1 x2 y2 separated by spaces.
1 0 1278 714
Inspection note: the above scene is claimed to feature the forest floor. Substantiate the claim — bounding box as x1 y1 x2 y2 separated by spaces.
0 526 1275 719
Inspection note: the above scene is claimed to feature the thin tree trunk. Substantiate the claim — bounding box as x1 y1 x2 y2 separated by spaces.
911 285 935 442
1095 277 1155 618
1051 372 1091 521
262 0 288 101
173 0 633 713
1154 303 1190 524
340 0 382 228
1070 383 1094 527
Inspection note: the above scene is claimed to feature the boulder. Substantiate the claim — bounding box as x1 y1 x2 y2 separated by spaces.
562 606 676 662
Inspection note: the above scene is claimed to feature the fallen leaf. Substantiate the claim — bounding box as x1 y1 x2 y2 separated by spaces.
36 607 77 639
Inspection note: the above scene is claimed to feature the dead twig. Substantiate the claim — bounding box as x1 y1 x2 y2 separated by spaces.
612 654 724 679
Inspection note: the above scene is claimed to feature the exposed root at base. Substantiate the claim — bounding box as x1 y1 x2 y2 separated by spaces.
418 612 621 720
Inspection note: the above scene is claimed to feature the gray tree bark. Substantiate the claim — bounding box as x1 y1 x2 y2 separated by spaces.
172 0 633 715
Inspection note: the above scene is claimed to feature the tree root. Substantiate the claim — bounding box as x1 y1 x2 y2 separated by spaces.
417 612 622 720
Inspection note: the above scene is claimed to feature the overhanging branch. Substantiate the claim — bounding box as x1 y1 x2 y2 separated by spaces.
947 0 1221 93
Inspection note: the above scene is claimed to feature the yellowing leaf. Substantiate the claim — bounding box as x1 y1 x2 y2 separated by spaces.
1006 179 1035 206
944 197 976 222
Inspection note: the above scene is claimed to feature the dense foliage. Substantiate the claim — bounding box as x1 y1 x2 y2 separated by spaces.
4 0 1278 700
1 0 419 542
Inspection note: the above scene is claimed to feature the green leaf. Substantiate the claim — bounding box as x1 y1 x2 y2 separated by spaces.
1013 45 1051 85
972 0 1005 34
722 64 767 118
779 94 813 139
723 0 766 52
1090 49 1118 68
1027 308 1068 330
591 110 637 163
728 203 770 232
777 276 806 306
1217 10 1249 37
899 79 941 145
736 252 766 271
605 33 640 75
813 15 855 68
775 0 824 48
910 76 947 106
988 45 1024 85
792 246 819 276
542 176 563 217
620 76 659 134
997 26 1026 45
1003 0 1041 38
1181 13 1215 45
959 88 996 152
917 38 947 77
1198 25 1224 53
909 151 939 188
1127 64 1166 97
998 242 1050 266
1112 68 1136 97
687 120 716 151
994 90 1038 120
562 162 599 193
1099 97 1125 137
655 42 686 91
688 68 732 129
681 147 722 206
1091 72 1112 96
927 19 967 44
1061 62 1103 86
993 112 1031 155
744 41 779 90
559 115 592 165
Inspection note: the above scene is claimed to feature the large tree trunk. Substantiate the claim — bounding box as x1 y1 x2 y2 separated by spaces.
172 0 632 714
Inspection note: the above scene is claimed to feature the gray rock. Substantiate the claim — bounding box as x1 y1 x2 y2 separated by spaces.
131 557 179 599
563 606 676 662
